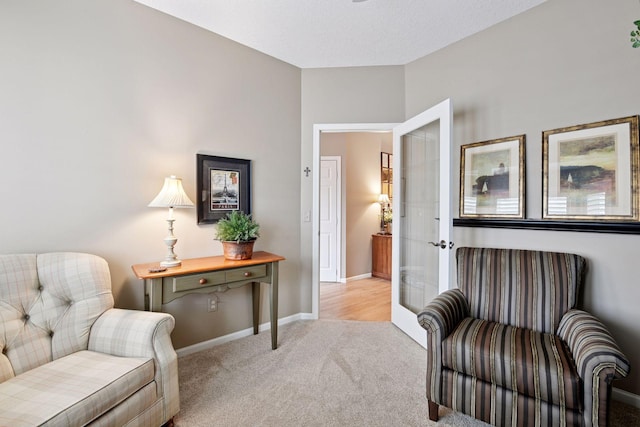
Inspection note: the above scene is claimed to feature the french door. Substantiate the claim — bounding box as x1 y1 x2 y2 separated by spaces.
391 99 453 348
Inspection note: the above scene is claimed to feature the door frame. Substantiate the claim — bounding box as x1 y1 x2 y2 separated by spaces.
311 123 398 318
319 156 342 283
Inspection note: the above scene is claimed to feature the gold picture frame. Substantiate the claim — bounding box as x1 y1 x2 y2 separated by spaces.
542 116 639 221
460 135 526 219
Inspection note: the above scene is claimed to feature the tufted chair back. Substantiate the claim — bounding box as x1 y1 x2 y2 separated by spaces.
0 253 114 382
456 247 586 334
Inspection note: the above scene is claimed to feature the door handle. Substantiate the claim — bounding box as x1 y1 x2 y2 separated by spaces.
428 240 455 249
428 240 447 249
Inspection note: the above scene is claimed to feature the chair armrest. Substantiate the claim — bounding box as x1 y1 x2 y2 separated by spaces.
88 308 179 422
558 309 629 381
417 288 468 404
417 288 468 339
558 309 630 426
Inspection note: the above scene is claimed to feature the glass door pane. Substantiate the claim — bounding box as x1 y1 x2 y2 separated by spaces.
399 121 440 313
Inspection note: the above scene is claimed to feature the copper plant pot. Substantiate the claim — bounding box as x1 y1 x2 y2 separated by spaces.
222 240 255 260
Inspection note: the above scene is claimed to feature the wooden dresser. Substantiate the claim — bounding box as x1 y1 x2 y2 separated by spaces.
371 234 392 280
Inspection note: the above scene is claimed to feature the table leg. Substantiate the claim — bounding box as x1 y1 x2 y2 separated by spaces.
148 278 163 312
252 281 260 335
144 280 150 311
270 262 279 350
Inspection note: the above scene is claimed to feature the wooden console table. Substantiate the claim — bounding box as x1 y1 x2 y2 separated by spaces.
131 251 285 350
371 234 392 280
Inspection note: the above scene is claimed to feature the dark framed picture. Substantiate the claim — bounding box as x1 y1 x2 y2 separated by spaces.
543 116 639 220
196 154 251 224
460 135 526 219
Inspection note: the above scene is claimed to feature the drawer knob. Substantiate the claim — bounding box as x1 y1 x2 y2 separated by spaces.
243 271 252 277
199 278 208 285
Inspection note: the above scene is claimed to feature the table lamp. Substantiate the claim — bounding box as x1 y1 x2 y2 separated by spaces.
148 175 194 267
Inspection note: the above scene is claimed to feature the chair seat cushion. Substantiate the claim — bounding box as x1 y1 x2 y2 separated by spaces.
442 317 581 410
0 350 155 427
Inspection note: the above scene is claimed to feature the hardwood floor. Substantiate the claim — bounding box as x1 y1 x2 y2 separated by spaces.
319 277 391 321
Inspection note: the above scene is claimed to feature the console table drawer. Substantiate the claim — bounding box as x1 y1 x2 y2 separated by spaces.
172 271 226 292
171 265 267 293
226 265 267 282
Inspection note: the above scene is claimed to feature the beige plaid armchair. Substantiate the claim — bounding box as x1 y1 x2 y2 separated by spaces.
418 247 629 427
0 252 179 426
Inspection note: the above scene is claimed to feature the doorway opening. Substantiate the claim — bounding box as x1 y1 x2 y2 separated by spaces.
312 123 397 320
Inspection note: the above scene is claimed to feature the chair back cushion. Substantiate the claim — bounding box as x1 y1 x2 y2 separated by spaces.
0 253 114 381
456 247 585 334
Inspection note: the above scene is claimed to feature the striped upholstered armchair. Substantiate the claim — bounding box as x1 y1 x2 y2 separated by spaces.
418 247 629 427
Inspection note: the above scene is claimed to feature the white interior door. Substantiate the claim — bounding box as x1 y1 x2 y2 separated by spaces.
319 157 340 282
391 99 453 348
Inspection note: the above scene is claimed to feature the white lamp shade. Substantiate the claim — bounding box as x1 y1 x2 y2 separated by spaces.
378 194 390 205
148 175 194 208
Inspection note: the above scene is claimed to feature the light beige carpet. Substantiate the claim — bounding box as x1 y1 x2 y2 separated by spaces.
175 320 638 427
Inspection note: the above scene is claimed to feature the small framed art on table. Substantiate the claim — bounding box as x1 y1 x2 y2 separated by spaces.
542 116 639 221
460 135 525 219
196 154 251 224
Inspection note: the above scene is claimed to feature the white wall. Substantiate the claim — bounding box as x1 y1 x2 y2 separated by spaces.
0 0 302 349
405 0 640 395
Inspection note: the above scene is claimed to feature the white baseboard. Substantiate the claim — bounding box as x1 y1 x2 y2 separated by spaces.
176 312 313 357
346 273 371 282
329 274 370 284
613 387 640 408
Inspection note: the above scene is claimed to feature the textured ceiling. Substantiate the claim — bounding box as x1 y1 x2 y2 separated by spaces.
133 0 546 68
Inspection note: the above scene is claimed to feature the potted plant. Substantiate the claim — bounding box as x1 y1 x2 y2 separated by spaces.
383 209 393 234
215 210 260 260
632 20 640 48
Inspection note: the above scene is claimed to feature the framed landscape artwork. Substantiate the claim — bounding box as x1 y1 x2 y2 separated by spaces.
542 116 639 221
197 154 252 224
460 135 525 219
